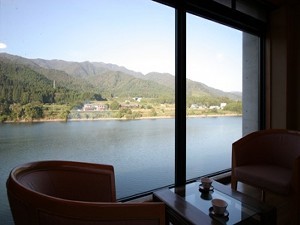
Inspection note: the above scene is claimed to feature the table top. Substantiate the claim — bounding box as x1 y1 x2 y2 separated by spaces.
153 180 275 225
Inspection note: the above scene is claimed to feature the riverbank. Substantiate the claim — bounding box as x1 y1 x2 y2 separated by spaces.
0 116 241 225
2 113 242 123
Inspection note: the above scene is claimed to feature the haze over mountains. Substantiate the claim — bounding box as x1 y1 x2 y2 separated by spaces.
0 53 241 101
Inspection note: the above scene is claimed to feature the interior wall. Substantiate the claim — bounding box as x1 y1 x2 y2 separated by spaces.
268 6 287 129
296 4 300 130
267 1 300 130
286 3 300 130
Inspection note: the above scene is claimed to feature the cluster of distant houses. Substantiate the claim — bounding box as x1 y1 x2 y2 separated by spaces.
80 97 142 112
81 103 140 112
190 103 227 110
79 100 227 112
82 104 108 111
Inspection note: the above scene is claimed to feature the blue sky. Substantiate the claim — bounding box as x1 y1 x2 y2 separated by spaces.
0 0 242 92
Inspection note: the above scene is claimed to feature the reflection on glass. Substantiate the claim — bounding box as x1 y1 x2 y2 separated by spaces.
186 13 243 179
0 1 174 224
172 182 259 225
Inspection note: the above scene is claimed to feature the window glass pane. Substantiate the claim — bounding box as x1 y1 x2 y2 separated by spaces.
186 14 243 179
0 1 174 223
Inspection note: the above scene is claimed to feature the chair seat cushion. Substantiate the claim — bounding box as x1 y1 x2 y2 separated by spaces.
234 165 292 195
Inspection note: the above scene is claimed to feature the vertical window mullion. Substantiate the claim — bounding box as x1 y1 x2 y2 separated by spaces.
259 35 266 130
175 5 187 187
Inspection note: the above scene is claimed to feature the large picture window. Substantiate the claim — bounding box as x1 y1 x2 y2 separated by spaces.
186 14 243 179
0 1 175 223
185 13 261 180
0 0 265 224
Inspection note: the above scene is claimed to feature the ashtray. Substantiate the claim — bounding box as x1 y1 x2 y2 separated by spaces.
209 207 229 218
199 184 214 193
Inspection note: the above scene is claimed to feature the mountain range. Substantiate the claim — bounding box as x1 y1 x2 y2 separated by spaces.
0 53 241 103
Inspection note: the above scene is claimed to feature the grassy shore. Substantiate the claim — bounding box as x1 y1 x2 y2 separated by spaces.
2 101 242 123
2 113 242 123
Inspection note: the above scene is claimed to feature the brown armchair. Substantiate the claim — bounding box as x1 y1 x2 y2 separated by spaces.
231 129 300 225
7 160 165 225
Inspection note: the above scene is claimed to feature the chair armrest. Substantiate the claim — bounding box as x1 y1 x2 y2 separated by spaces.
292 156 300 190
291 156 300 225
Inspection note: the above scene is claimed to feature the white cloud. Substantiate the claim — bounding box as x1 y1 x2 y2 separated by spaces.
0 43 7 49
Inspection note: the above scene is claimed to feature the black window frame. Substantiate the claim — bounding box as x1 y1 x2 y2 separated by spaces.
153 0 268 187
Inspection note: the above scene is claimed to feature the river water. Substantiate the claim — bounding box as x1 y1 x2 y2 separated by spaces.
0 116 241 224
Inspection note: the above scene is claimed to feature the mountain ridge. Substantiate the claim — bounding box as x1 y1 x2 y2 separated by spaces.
0 53 241 101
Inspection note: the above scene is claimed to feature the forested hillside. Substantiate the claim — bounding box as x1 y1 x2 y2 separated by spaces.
0 59 104 105
0 53 242 122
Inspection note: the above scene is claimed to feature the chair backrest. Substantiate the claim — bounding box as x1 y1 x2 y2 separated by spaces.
9 160 116 202
7 161 165 225
7 160 126 225
233 129 300 169
7 170 165 225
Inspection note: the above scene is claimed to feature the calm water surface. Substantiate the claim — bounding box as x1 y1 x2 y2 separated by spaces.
0 116 241 224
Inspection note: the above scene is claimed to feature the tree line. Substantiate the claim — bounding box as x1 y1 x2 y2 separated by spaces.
0 61 104 121
0 60 242 122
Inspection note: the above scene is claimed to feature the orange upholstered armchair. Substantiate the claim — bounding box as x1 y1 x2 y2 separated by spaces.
231 129 300 225
6 160 165 225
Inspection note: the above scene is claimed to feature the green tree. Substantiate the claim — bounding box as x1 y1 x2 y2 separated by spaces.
110 101 120 110
0 102 10 116
60 109 70 122
10 103 23 121
224 101 242 114
24 103 43 121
